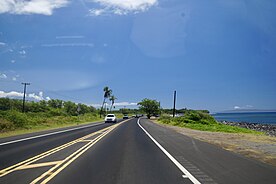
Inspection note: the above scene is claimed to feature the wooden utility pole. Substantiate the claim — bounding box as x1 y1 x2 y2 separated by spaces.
173 90 176 117
22 82 30 113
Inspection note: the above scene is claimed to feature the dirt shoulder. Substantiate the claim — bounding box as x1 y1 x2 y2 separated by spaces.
153 121 276 167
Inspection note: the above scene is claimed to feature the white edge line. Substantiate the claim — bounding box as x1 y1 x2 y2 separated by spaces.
137 118 201 184
0 122 104 146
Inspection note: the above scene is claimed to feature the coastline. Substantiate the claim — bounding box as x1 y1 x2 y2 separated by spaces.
219 121 276 137
212 111 276 125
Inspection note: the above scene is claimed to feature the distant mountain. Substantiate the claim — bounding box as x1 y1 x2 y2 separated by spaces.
218 109 276 113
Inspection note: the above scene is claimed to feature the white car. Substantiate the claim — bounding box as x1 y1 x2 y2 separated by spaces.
104 114 117 123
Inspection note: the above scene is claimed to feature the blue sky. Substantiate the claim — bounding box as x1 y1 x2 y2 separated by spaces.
0 0 276 112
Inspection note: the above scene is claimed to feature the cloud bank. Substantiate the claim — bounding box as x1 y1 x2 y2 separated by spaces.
0 91 50 101
0 73 8 79
0 0 69 15
42 43 94 47
234 105 254 110
91 102 137 107
114 102 137 106
89 0 157 16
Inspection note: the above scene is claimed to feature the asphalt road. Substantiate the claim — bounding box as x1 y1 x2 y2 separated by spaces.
0 118 275 184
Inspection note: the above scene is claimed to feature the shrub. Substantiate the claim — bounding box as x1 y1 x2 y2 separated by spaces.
0 118 14 131
0 98 11 111
159 116 171 124
5 110 29 128
186 112 201 121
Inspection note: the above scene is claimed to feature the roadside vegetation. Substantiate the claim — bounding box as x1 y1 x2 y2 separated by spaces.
138 98 160 118
158 110 262 134
0 98 101 137
136 98 261 134
0 86 124 137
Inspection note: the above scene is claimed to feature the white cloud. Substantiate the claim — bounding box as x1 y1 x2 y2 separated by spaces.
114 102 137 106
42 43 94 47
11 60 16 63
91 103 102 107
39 91 43 97
28 93 42 101
89 0 157 16
0 91 23 98
0 0 69 15
91 102 137 108
12 77 17 81
28 91 44 101
56 35 84 39
0 73 8 79
0 90 49 101
89 8 105 16
0 42 6 46
46 96 51 101
19 50 26 55
234 105 254 110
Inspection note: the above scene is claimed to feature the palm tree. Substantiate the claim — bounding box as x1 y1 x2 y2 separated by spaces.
109 95 117 112
100 86 112 117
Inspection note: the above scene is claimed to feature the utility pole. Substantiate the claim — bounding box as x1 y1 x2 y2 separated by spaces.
173 90 176 118
159 101 161 116
21 82 30 113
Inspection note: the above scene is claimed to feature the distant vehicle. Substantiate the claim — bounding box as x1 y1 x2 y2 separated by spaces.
105 114 117 123
123 114 129 119
134 114 143 118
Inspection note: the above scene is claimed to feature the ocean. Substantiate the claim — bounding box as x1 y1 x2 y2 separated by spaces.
212 112 276 125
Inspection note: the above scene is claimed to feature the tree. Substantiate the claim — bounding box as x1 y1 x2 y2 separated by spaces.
109 95 117 112
77 103 91 115
64 101 78 116
0 98 11 111
100 86 112 117
138 98 160 119
48 99 63 109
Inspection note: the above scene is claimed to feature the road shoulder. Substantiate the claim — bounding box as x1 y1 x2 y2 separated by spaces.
139 118 276 184
153 120 276 166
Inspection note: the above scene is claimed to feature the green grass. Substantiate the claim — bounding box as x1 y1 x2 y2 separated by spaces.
0 119 103 138
0 111 103 138
158 113 263 135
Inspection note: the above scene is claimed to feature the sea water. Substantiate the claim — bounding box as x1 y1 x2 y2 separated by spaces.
212 112 276 124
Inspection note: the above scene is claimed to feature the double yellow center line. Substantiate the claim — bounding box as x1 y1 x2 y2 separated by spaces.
0 120 126 183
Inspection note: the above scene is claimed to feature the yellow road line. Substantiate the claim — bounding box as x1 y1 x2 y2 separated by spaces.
0 125 112 177
17 161 62 170
78 140 94 142
31 122 122 184
1 119 127 182
0 139 79 177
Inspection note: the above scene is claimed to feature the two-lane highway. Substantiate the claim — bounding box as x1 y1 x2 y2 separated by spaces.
0 120 117 170
1 118 276 184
